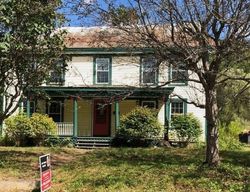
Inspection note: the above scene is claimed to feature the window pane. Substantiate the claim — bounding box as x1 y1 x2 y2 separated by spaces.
50 71 62 83
49 102 61 114
96 58 109 71
143 71 155 83
97 71 109 83
23 100 36 115
48 101 62 122
142 57 156 67
142 101 156 108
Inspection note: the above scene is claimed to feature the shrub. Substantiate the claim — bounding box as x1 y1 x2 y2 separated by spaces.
4 114 32 146
4 113 57 146
0 136 15 146
171 114 202 147
114 107 163 147
30 113 57 146
219 118 244 150
44 137 74 147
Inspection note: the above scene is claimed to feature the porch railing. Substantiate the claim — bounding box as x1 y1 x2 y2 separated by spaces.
55 122 73 136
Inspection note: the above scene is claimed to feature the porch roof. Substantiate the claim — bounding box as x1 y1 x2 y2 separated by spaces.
32 86 174 99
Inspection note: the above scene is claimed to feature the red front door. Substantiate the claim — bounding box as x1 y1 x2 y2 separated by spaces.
93 100 111 137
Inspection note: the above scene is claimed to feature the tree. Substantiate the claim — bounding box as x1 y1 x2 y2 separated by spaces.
217 57 250 124
0 0 66 125
69 0 250 166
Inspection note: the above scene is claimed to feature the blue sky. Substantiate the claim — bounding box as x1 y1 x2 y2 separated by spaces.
60 0 133 27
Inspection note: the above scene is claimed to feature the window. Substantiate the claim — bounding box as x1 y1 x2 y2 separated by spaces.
141 56 158 84
47 101 63 122
95 57 111 84
47 59 65 85
141 101 157 109
23 100 36 115
170 64 188 84
170 99 186 119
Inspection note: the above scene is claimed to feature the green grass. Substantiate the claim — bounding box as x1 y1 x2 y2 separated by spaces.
0 146 249 192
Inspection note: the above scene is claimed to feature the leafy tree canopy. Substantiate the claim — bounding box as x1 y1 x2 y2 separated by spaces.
0 0 66 121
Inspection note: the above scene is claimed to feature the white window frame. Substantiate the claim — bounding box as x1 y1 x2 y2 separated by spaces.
95 57 111 84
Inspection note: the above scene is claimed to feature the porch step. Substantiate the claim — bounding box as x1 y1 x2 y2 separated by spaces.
75 137 112 149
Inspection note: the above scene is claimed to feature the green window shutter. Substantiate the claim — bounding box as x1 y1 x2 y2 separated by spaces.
184 99 187 114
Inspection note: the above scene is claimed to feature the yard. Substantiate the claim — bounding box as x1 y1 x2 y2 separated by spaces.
0 145 249 192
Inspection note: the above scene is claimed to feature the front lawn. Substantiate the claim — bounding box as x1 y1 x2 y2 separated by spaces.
0 146 249 192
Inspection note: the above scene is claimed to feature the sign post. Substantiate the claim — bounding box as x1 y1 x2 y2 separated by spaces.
39 154 51 192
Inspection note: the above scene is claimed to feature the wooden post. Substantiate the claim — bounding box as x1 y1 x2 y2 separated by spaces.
0 95 3 136
18 96 23 114
115 101 120 130
26 98 31 117
164 96 170 140
73 98 78 138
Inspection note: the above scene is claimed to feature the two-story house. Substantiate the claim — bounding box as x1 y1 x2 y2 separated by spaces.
21 27 206 146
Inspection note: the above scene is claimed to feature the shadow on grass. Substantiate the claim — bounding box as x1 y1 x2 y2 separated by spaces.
83 147 204 168
83 147 250 169
220 149 250 167
0 150 39 170
48 146 249 192
0 147 84 172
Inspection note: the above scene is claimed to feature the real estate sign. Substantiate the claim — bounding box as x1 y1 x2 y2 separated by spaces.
39 154 51 192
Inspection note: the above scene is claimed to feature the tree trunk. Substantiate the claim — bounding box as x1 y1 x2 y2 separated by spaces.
0 119 2 136
205 88 220 166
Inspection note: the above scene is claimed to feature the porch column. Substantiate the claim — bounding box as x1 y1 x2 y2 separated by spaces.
26 97 31 117
73 98 78 138
0 95 3 136
164 96 170 140
115 101 120 130
18 96 23 113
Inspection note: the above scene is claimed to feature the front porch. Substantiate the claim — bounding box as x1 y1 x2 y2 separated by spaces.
25 86 174 140
55 122 74 136
50 122 113 148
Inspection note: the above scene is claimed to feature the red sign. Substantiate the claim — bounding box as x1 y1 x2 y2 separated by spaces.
39 154 51 192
